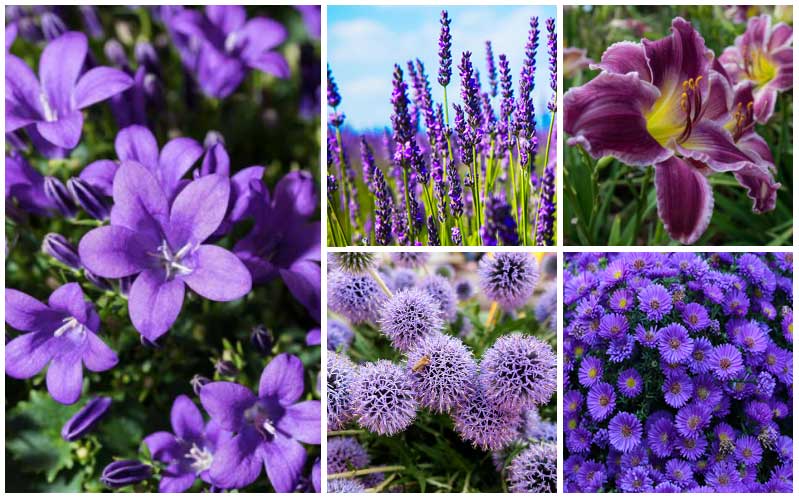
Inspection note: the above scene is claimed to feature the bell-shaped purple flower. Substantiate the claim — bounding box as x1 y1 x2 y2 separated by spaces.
61 396 112 441
6 151 57 217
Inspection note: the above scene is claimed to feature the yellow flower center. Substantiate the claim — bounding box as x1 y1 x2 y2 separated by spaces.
645 76 703 146
626 377 637 389
588 367 597 379
747 50 777 88
619 298 627 308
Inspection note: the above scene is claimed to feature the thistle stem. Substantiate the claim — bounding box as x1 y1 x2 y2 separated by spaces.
329 466 406 479
367 267 393 298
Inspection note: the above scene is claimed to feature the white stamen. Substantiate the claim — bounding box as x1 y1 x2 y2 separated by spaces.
184 444 213 475
262 419 277 436
53 317 85 338
39 92 58 122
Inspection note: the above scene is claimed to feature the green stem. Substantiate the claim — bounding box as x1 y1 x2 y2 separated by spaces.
471 146 483 244
402 166 414 244
334 123 353 244
326 429 366 436
367 268 393 298
329 466 406 480
532 109 557 245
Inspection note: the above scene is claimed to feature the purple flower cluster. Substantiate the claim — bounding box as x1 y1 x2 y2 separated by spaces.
564 252 793 492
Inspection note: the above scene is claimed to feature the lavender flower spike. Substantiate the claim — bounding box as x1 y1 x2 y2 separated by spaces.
485 41 498 98
79 161 252 340
5 283 118 404
6 31 133 157
61 396 112 441
546 17 557 112
437 10 452 87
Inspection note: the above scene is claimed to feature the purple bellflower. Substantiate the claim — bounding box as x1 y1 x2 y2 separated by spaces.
6 151 57 216
5 31 133 157
78 161 252 340
199 353 321 491
61 396 112 441
5 283 118 404
144 394 233 492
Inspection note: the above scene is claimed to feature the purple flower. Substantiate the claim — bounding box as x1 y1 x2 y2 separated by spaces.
6 31 133 157
617 368 643 398
674 403 711 438
682 302 710 331
328 478 365 493
587 382 616 421
637 283 673 321
5 283 118 404
42 232 81 270
169 6 289 98
599 313 628 340
607 412 643 453
100 460 152 489
733 320 768 353
406 334 476 413
735 434 763 466
352 360 417 435
418 274 458 321
477 252 539 310
578 356 603 387
61 396 112 441
663 371 693 408
708 344 744 381
379 288 443 351
144 395 232 492
328 271 384 324
437 10 452 87
327 437 369 474
618 466 653 492
199 354 320 491
647 417 676 458
507 443 557 492
658 323 695 363
481 333 556 410
79 161 252 340
327 352 358 431
452 379 520 452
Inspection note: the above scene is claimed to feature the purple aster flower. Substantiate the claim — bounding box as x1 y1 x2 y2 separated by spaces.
567 427 592 454
507 442 557 492
6 31 133 157
327 352 358 431
79 162 252 340
407 334 476 413
327 437 369 474
481 333 556 410
637 284 673 322
723 289 750 317
677 434 707 461
734 320 768 353
453 379 521 452
418 274 458 321
708 344 744 381
635 323 659 348
781 308 792 343
353 360 417 435
617 368 643 398
564 390 583 415
199 354 320 491
688 337 713 374
735 435 763 466
168 6 289 98
599 313 628 340
578 356 603 387
608 412 643 453
144 395 232 492
61 396 112 441
647 417 676 458
682 302 710 331
5 283 118 404
663 371 693 408
665 458 693 487
587 382 616 421
706 460 743 490
576 460 607 492
477 253 539 310
658 323 695 363
618 466 653 492
675 403 712 438
378 288 443 351
609 289 633 312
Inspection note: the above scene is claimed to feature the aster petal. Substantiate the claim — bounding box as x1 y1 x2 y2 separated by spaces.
35 110 84 149
128 269 185 341
158 137 204 195
199 381 256 432
279 400 321 444
5 332 56 379
5 54 44 131
82 333 118 372
79 159 119 197
46 352 84 404
181 245 252 301
206 5 247 34
78 225 153 278
643 17 712 95
207 430 262 490
159 463 196 493
261 433 306 493
171 394 204 441
47 283 88 323
144 431 182 462
279 261 321 319
115 125 159 170
654 156 714 244
167 174 230 248
39 31 87 114
5 288 58 332
564 71 671 166
73 67 133 109
110 161 169 240
259 353 304 403
591 41 651 81
677 121 758 172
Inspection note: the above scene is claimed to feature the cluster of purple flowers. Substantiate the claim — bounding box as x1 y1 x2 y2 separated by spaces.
327 10 558 246
563 252 793 492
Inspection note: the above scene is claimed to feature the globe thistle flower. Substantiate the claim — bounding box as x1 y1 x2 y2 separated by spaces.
708 344 744 381
480 333 556 410
328 271 385 324
453 380 521 452
390 252 430 268
330 252 377 274
637 284 673 322
406 333 477 413
328 352 358 431
328 319 355 351
391 268 417 291
507 442 557 492
353 360 417 435
535 283 557 330
658 323 695 363
328 479 365 493
378 288 444 351
617 368 643 398
587 382 616 421
477 253 539 310
455 279 474 301
328 437 369 474
663 371 693 408
607 412 643 453
418 274 458 321
577 356 603 387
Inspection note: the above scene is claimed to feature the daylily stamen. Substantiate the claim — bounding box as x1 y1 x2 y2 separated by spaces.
676 76 703 144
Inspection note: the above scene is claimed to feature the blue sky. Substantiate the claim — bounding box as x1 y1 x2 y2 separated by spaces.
328 5 557 131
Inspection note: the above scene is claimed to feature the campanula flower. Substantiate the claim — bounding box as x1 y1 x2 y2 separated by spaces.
61 396 112 441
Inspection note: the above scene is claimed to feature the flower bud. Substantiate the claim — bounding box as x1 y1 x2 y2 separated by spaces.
61 396 112 441
67 177 110 220
134 40 159 74
85 270 113 291
44 177 77 218
215 359 239 377
79 6 103 39
104 39 130 71
190 374 210 396
100 460 151 489
42 233 81 270
41 12 66 41
250 325 273 355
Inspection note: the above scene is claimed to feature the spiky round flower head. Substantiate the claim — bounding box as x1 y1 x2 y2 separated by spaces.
328 319 355 351
480 333 556 411
477 253 539 310
328 479 365 493
406 334 477 412
353 360 417 435
608 412 643 453
507 442 557 492
328 271 385 324
328 352 359 430
708 344 744 381
330 252 377 274
535 283 557 331
637 283 673 322
327 437 369 474
455 279 474 301
658 323 695 363
390 252 430 268
378 288 444 351
452 379 521 452
391 268 417 291
418 274 458 321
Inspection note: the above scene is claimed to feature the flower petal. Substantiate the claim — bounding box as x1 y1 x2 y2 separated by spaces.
643 17 712 95
159 463 196 493
181 245 252 301
5 288 55 332
158 137 203 196
768 22 793 52
228 166 264 222
654 156 714 244
200 142 230 177
752 85 778 124
168 174 230 248
5 54 44 131
82 333 118 372
110 161 169 241
144 431 182 462
258 353 304 403
246 51 290 79
79 159 119 197
273 170 317 218
47 282 88 323
46 352 84 404
39 31 87 114
73 67 133 110
115 125 159 170
564 71 671 166
206 5 247 34
237 17 287 64
261 433 306 493
196 44 246 98
279 261 321 320
677 121 757 173
170 394 204 441
6 332 56 378
733 163 780 213
128 269 185 341
279 400 321 444
199 381 256 432
207 431 262 490
591 41 651 81
35 110 84 149
78 225 153 278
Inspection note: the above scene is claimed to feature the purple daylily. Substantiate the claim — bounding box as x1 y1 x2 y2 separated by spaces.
719 14 792 123
78 161 252 341
144 394 232 493
233 171 320 321
5 283 118 404
564 47 594 78
169 5 290 98
5 31 133 157
564 17 777 244
199 353 320 491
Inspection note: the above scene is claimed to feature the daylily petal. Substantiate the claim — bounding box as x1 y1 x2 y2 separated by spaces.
39 31 87 114
181 245 252 301
35 110 84 149
654 156 714 244
110 161 169 240
701 69 733 124
115 125 159 170
591 41 650 81
82 333 118 372
733 163 780 213
677 121 757 172
740 15 769 51
158 137 204 196
73 67 133 110
768 22 793 52
168 174 230 248
752 86 778 124
79 225 153 278
643 17 712 94
237 17 287 64
6 332 56 378
207 431 262 489
171 394 204 441
47 282 88 323
128 269 185 341
5 54 44 132
564 71 671 166
46 352 84 404
259 353 304 403
199 381 256 432
79 159 119 197
144 431 182 462
279 400 321 444
260 433 306 493
5 288 56 332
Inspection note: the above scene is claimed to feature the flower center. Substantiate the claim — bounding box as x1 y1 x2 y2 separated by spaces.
670 382 682 394
599 395 609 407
669 338 680 350
720 358 731 369
244 402 278 441
39 92 58 122
645 76 704 146
619 298 627 308
650 299 660 310
621 425 632 438
53 316 87 340
689 314 698 325
746 50 777 88
698 387 709 400
626 377 636 389
687 415 700 429
185 443 213 475
150 241 194 280
588 367 597 379
224 31 246 56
